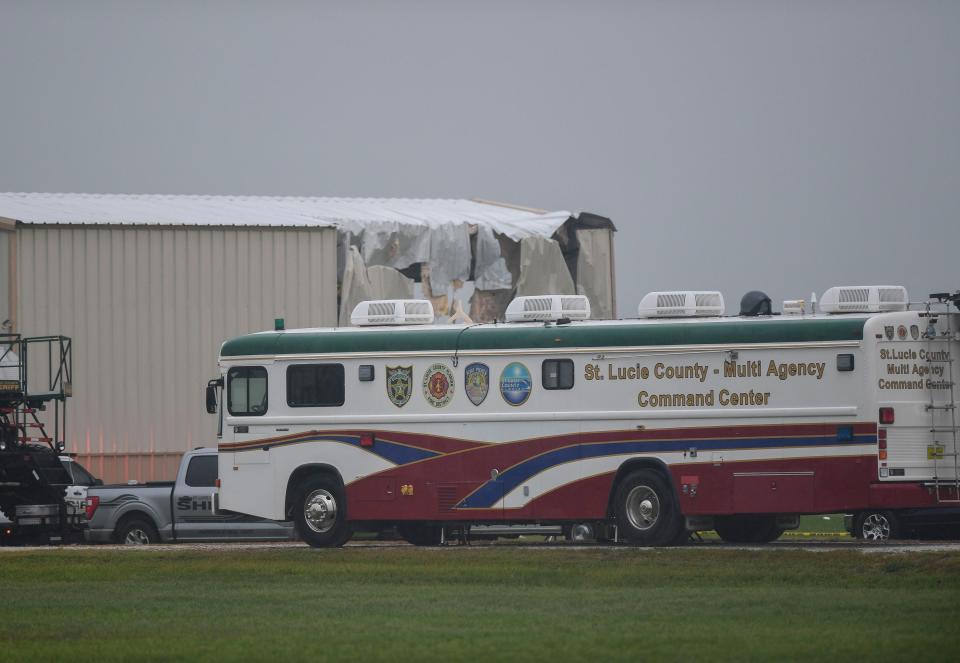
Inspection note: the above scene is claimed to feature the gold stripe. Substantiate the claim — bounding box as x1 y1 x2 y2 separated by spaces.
219 429 491 454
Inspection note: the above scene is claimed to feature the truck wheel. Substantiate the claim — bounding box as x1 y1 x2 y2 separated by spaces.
565 522 595 542
715 515 783 544
294 475 352 548
397 522 443 546
115 517 159 545
855 510 899 541
614 470 685 546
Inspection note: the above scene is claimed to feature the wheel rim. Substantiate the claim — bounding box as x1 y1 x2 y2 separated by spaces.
570 523 594 542
624 485 660 531
304 489 338 533
861 513 890 541
124 528 151 545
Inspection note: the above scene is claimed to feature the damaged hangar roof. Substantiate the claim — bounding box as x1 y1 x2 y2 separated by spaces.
0 192 597 241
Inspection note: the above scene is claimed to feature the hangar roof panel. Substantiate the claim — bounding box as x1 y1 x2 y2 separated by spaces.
0 192 578 241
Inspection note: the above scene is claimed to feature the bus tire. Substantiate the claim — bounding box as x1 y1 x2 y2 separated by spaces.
614 469 685 546
854 510 899 541
294 475 352 548
115 516 160 545
714 515 783 544
671 527 693 546
397 522 443 546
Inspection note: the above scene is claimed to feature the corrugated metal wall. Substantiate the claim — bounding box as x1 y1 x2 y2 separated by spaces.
15 225 338 482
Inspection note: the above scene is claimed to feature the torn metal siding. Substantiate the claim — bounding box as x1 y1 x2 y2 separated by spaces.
575 228 615 320
515 236 577 297
341 221 617 324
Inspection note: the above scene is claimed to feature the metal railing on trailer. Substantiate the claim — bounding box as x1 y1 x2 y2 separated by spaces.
0 333 72 449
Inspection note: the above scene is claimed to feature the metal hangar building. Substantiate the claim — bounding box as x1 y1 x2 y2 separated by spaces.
0 193 615 481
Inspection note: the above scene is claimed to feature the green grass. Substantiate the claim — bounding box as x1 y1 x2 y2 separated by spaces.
1 546 959 662
796 513 848 533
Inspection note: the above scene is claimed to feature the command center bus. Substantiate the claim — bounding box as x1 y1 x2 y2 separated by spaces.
210 287 960 546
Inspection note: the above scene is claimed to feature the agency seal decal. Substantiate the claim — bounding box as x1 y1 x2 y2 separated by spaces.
386 366 413 408
910 325 920 340
897 325 908 340
884 326 895 341
464 363 490 406
500 362 532 406
423 363 455 408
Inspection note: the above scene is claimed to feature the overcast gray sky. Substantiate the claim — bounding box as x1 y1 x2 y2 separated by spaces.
2 0 958 315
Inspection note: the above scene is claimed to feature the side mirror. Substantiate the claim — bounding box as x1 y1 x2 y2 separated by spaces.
93 478 103 486
206 378 223 414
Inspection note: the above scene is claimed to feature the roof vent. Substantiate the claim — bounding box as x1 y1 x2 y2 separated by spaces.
637 291 725 318
505 295 591 322
350 299 435 326
819 286 908 314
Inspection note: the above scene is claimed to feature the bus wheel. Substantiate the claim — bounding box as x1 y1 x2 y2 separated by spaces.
614 470 684 546
294 476 352 548
855 511 899 541
714 515 783 544
397 522 443 546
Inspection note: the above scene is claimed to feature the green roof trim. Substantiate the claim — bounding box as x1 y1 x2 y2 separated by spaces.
220 317 866 358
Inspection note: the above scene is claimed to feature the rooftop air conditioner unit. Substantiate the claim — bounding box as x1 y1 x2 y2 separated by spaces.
350 299 435 326
505 295 591 323
819 286 908 314
637 291 725 318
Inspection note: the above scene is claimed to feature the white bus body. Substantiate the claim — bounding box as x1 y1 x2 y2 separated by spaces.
213 292 960 546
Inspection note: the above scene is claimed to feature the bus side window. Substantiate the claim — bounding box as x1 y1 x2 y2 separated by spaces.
287 364 345 407
227 366 268 416
542 359 574 390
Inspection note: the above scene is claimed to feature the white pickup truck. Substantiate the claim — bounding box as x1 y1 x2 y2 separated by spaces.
85 448 296 544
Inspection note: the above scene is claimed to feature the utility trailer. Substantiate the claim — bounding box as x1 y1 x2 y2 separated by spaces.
0 334 85 545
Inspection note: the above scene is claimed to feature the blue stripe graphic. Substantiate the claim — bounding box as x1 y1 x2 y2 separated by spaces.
457 434 875 509
263 434 440 465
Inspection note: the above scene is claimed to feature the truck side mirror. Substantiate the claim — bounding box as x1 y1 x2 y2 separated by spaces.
206 378 222 414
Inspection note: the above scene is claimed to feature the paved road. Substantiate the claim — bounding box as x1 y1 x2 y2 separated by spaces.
4 539 960 553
